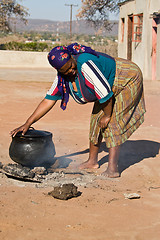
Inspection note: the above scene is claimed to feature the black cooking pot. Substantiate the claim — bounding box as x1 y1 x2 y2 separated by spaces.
9 128 56 168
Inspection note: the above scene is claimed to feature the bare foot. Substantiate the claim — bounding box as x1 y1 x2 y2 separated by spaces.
101 168 120 178
79 160 99 170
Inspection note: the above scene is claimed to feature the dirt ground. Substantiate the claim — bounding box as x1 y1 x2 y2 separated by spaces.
0 68 160 240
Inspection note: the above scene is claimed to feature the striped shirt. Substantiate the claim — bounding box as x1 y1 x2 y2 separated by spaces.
45 53 116 104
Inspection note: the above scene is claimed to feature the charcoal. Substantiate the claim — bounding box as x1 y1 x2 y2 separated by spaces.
3 164 35 178
31 167 47 175
0 162 3 169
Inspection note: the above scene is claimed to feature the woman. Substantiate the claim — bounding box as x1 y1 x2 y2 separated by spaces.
10 43 146 178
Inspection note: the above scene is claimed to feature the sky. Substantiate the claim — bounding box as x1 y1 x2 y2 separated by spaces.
22 0 119 22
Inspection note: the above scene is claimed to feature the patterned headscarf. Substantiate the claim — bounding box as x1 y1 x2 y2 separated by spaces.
48 46 71 70
48 43 98 110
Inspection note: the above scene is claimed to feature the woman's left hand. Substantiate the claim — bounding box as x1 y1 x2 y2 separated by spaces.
99 115 111 129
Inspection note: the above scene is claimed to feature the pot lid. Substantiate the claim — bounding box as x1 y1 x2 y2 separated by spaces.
15 129 52 138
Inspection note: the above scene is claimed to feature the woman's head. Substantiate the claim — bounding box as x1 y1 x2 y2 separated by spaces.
48 42 98 71
48 46 71 70
48 45 78 77
58 57 77 77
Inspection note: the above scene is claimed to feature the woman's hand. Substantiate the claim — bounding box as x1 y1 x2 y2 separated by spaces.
10 122 30 137
99 115 111 129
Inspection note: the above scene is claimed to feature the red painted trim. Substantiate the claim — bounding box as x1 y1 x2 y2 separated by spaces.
132 14 143 42
152 19 157 80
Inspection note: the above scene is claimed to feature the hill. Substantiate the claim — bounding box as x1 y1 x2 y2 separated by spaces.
15 19 118 37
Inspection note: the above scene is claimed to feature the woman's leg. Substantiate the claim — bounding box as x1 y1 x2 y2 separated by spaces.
101 145 120 178
79 133 102 169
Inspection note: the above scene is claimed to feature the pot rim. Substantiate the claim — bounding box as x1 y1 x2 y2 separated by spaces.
13 129 52 138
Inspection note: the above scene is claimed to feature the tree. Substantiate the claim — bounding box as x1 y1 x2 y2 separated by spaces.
0 0 29 32
77 0 121 29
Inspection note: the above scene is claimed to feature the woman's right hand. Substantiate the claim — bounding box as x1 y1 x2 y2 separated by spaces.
10 123 30 137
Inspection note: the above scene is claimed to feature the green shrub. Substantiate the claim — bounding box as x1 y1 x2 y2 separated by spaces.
0 41 50 51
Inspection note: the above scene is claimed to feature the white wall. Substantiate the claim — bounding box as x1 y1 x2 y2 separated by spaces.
0 50 51 68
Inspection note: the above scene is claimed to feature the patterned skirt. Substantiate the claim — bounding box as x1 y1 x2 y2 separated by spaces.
89 57 146 148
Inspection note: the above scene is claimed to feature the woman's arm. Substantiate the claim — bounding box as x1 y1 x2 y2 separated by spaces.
99 96 113 128
10 98 57 137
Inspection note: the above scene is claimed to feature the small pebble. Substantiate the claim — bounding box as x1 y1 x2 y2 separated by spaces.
124 193 141 199
66 225 71 228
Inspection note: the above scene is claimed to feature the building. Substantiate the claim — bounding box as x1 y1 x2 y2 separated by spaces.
118 0 160 80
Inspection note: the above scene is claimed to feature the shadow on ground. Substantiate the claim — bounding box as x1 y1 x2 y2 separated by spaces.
57 140 160 173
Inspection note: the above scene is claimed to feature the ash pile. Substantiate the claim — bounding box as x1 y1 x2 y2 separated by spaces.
0 162 98 188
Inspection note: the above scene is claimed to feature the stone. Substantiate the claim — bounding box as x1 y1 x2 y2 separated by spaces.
124 193 141 199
